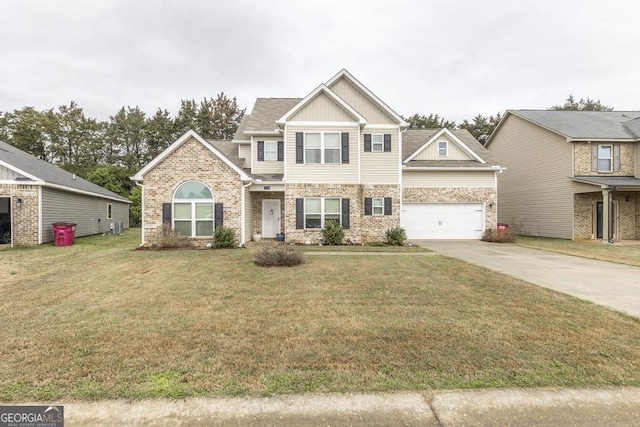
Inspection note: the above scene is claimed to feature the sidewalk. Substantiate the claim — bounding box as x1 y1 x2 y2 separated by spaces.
60 387 640 426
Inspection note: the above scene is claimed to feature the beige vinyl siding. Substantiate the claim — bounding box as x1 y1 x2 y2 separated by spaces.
41 187 129 242
414 134 474 161
0 165 21 180
238 144 251 162
361 129 400 184
329 78 397 125
252 137 284 175
489 115 586 239
289 92 355 122
285 125 358 184
244 185 253 244
403 170 496 187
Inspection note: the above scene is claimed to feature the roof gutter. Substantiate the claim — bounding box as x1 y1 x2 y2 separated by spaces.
402 166 506 171
37 182 131 203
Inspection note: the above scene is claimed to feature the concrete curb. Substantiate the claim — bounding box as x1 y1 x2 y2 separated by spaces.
50 387 640 426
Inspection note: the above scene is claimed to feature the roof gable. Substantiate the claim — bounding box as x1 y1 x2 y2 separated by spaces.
404 128 486 163
277 84 366 125
326 69 407 127
0 141 130 202
131 130 251 181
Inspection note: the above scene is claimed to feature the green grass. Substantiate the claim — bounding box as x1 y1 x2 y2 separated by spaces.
517 236 640 267
1 229 640 402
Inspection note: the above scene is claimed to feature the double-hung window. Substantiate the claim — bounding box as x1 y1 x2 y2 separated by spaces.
372 198 384 216
371 134 384 152
438 141 448 156
597 145 612 172
305 132 340 164
304 197 341 229
264 141 278 161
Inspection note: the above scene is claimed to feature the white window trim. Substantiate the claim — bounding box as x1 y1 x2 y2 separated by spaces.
264 141 278 161
372 198 384 216
597 144 613 172
438 141 448 157
107 203 113 220
304 197 341 229
172 181 214 238
371 134 384 153
304 132 341 164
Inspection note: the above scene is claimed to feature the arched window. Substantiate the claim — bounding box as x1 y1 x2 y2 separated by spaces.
173 181 214 237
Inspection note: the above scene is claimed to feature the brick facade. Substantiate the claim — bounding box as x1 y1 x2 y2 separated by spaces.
142 137 244 247
0 184 39 246
574 191 639 240
402 186 497 232
574 142 636 176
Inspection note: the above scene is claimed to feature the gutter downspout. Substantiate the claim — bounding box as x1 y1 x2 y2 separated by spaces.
241 180 253 246
134 181 144 245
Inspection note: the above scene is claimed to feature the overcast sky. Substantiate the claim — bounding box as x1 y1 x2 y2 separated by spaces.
2 0 639 124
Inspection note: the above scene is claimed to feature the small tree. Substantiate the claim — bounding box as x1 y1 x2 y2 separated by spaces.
322 220 344 245
385 226 407 246
213 226 236 248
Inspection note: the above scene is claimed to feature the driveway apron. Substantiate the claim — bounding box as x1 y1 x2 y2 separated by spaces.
417 240 640 318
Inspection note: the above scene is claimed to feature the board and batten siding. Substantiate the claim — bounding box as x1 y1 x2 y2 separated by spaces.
402 170 496 187
41 187 129 242
413 134 474 161
251 137 284 175
288 92 356 122
285 125 359 184
329 78 397 125
360 129 400 184
0 165 20 180
489 114 586 239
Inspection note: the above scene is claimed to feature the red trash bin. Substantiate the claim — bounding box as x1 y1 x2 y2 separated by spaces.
52 223 76 246
497 223 509 238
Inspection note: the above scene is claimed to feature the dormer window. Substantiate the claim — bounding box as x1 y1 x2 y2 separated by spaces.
438 141 448 157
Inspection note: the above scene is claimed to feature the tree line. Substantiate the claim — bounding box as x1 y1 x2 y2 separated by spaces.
0 94 613 225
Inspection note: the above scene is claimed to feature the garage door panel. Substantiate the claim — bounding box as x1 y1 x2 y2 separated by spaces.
402 203 484 239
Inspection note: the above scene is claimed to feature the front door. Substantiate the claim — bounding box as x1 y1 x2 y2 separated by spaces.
595 201 617 239
262 200 281 238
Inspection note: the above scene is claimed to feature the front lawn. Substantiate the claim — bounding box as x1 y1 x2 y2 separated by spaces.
1 229 639 401
517 236 640 267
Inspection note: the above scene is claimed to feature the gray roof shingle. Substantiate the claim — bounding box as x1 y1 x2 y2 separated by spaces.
244 98 301 133
509 110 640 139
0 141 130 202
232 114 251 141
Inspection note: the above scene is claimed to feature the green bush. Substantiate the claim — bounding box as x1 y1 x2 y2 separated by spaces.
322 219 344 245
254 244 304 267
213 226 236 248
385 226 407 246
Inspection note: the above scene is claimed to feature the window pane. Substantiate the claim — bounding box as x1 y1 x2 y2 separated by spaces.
174 221 191 236
325 214 340 224
265 141 277 161
324 133 340 148
324 149 340 163
598 145 612 158
196 203 213 219
598 159 611 171
175 181 212 199
305 198 321 213
305 149 321 163
174 203 191 220
372 134 383 143
372 134 383 152
305 214 321 229
196 221 214 237
324 198 340 213
305 133 321 148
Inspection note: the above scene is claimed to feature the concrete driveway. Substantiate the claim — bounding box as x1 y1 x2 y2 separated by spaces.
417 240 640 318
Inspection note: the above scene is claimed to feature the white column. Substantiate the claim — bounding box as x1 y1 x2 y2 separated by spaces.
602 189 610 243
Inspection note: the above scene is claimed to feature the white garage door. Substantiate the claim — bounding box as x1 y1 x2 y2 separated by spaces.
401 203 484 239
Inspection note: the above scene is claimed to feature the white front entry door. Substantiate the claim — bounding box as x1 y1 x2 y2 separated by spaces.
262 200 281 238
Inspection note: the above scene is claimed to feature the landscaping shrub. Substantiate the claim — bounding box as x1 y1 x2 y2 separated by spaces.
482 228 516 243
254 244 304 267
213 226 236 248
154 224 192 249
322 219 344 245
385 226 407 246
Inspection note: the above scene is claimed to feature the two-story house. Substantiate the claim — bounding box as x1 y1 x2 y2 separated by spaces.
132 70 502 246
487 110 640 241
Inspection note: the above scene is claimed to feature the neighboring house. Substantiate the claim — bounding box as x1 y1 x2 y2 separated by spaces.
486 110 640 241
132 69 502 246
0 141 131 246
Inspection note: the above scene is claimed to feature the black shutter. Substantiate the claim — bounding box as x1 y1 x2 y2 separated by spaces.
214 203 224 228
591 145 598 171
278 141 284 161
364 134 372 152
341 198 350 229
341 132 349 164
296 198 304 229
384 197 392 215
364 198 372 215
162 203 171 224
384 134 391 152
257 141 264 161
296 133 304 163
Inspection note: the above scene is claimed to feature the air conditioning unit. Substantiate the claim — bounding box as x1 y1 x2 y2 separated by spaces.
110 221 123 234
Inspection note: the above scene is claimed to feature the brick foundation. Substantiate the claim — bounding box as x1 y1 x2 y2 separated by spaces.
0 184 39 245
